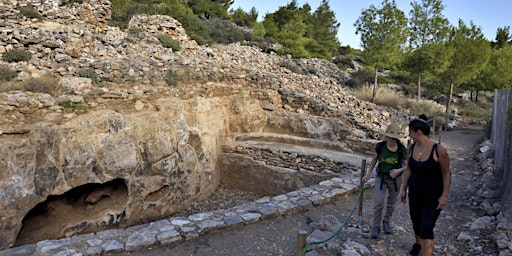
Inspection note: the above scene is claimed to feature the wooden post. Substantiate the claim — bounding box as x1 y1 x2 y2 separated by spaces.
358 159 367 223
296 230 307 256
438 130 442 144
432 114 436 136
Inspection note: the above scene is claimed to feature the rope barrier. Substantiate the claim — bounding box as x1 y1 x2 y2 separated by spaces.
299 174 367 256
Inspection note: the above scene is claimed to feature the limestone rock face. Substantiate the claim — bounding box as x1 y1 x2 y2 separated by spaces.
0 0 411 250
0 96 242 249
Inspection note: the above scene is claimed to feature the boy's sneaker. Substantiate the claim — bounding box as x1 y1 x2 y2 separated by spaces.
409 243 421 256
370 227 380 239
383 220 392 234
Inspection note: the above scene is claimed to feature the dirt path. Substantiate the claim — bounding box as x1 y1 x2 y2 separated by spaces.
109 126 493 256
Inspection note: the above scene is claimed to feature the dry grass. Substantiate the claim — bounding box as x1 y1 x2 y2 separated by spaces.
354 84 404 108
403 98 445 117
0 76 61 95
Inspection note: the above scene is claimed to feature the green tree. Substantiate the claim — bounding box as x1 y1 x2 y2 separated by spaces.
262 1 309 57
406 0 450 100
187 0 233 19
354 0 408 102
229 7 258 27
305 0 340 59
275 13 310 58
440 19 491 126
491 26 511 49
470 45 512 100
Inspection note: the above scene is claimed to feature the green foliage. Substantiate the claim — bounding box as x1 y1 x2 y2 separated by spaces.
458 99 492 119
58 101 89 113
354 0 408 70
474 45 512 90
157 34 182 51
110 0 213 45
230 7 257 27
78 68 100 84
19 6 41 19
22 76 61 95
441 20 491 86
261 0 339 60
491 26 511 49
204 18 246 44
128 27 142 34
279 60 303 74
164 69 194 86
2 49 32 63
0 65 18 81
345 69 374 88
164 69 178 87
59 0 83 6
405 0 451 100
403 99 445 117
187 0 232 20
333 56 355 70
305 0 340 59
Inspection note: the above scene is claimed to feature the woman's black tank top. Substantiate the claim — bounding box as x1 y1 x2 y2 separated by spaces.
408 143 443 189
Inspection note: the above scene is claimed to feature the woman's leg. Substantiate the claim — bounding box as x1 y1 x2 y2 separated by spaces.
372 176 386 229
421 239 434 256
383 177 402 223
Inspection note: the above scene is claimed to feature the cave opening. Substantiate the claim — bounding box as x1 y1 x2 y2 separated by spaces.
15 178 128 246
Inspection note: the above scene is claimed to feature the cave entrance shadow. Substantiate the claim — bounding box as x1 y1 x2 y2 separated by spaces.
15 179 128 246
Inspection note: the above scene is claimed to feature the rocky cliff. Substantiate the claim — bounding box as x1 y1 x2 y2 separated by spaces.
0 0 407 249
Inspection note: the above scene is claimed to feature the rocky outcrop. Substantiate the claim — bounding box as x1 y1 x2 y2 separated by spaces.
0 0 408 250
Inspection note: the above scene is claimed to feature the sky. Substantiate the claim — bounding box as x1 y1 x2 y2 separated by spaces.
230 0 512 49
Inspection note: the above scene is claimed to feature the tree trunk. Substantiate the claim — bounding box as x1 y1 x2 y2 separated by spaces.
372 66 378 103
445 81 454 131
417 71 421 100
470 91 474 101
476 91 479 102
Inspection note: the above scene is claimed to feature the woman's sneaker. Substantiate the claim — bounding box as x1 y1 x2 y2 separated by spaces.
383 220 392 234
409 243 421 256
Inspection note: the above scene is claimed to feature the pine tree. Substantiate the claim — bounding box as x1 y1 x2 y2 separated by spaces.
354 0 408 102
406 0 450 100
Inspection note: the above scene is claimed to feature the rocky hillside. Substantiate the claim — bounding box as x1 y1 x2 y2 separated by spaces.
0 0 412 250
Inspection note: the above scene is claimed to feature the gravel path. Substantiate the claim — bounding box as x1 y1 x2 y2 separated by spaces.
109 126 495 256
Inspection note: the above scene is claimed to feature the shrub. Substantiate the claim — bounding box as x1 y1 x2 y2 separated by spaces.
128 27 142 34
403 98 445 117
205 18 245 44
345 69 373 88
164 69 194 87
157 35 182 51
22 76 61 95
59 0 83 6
58 101 89 113
279 60 303 75
0 65 18 81
78 68 100 84
19 6 41 19
2 49 32 63
458 100 492 120
354 84 404 108
333 55 354 70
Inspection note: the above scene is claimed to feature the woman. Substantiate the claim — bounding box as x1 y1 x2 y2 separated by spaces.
400 115 451 256
363 123 407 239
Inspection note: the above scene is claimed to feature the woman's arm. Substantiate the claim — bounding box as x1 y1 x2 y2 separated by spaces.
400 143 412 203
363 150 379 182
437 144 451 210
